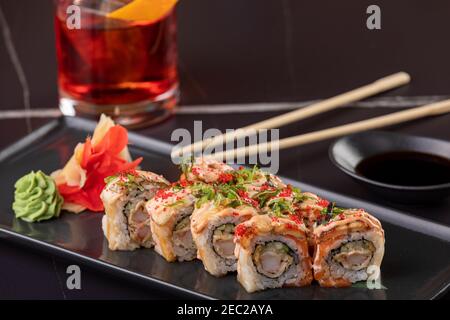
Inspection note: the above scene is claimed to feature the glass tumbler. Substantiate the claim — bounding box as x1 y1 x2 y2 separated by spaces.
54 0 178 128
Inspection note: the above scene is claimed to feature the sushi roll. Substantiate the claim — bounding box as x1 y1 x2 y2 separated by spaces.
312 208 385 287
146 185 197 262
234 214 313 293
181 156 234 184
100 170 169 251
190 191 258 276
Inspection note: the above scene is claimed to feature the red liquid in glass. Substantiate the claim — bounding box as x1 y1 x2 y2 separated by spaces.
55 10 177 105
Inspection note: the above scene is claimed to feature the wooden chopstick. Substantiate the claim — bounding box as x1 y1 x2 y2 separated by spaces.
209 99 450 161
172 72 411 158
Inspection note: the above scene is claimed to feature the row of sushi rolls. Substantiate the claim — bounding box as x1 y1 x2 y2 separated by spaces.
13 115 385 293
101 157 385 292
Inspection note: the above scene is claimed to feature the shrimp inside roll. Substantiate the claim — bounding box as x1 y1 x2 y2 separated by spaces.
253 241 296 279
212 223 236 261
243 235 304 290
331 239 375 271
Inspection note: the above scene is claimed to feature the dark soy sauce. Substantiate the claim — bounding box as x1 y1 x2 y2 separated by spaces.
356 151 450 187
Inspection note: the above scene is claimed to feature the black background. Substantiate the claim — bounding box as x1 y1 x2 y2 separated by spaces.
0 0 449 299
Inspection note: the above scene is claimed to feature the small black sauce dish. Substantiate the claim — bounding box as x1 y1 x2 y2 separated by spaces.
329 131 450 204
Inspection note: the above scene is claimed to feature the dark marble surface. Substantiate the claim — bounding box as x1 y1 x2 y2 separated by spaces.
0 0 449 299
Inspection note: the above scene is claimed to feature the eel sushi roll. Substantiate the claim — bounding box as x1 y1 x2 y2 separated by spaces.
191 200 258 277
146 185 197 262
234 214 313 293
181 157 234 183
100 170 169 251
312 208 385 287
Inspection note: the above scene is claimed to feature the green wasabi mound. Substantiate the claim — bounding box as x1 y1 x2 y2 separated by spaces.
12 170 63 222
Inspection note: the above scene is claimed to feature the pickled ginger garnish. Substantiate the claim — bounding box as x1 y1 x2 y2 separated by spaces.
53 115 142 213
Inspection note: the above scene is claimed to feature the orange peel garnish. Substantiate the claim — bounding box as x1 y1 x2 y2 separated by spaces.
107 0 178 23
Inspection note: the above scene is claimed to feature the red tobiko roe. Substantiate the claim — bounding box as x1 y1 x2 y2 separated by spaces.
177 179 191 187
259 183 276 192
318 198 330 208
117 169 139 178
237 190 259 207
172 180 189 188
218 172 233 183
155 189 174 200
285 222 297 230
278 185 293 197
58 125 142 212
235 224 248 237
289 214 303 225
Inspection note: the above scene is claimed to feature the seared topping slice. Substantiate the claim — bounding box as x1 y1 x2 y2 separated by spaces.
104 170 168 193
179 156 233 183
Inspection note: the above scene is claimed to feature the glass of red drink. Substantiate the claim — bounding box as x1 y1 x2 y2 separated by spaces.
54 0 178 128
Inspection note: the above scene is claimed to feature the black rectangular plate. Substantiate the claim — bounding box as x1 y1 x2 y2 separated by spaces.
1 117 449 299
